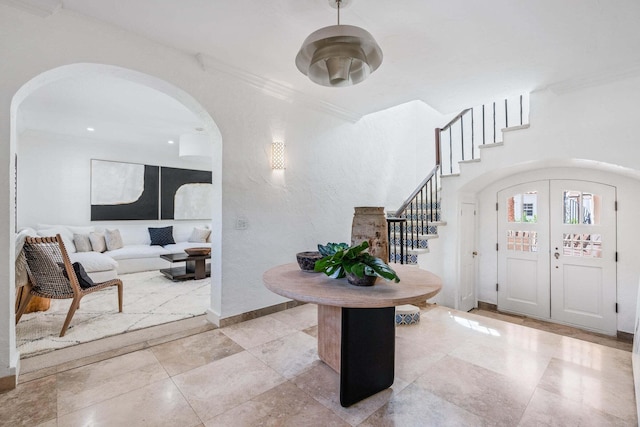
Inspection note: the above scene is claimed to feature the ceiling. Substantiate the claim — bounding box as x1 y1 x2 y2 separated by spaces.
18 75 203 145
14 0 640 144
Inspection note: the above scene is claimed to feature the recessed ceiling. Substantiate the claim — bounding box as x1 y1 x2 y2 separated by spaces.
18 74 204 145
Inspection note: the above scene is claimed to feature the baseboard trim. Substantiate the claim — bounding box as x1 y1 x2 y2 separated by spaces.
476 300 634 342
218 301 306 328
618 330 634 343
0 374 16 393
477 301 497 311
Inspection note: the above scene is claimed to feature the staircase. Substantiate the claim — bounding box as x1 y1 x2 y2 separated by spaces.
387 94 530 264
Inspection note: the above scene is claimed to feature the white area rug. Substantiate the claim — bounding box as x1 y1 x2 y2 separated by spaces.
16 271 210 357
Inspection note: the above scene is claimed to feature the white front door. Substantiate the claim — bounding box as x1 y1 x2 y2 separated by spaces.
497 181 551 319
459 202 477 311
549 180 617 335
497 179 618 334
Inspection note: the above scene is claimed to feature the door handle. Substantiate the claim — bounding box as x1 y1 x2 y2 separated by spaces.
554 252 560 259
472 251 478 257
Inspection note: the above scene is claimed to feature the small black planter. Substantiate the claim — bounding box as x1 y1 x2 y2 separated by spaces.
346 272 377 286
296 251 322 272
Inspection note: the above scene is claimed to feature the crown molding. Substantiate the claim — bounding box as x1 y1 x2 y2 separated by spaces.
547 63 640 95
0 0 61 17
195 53 362 123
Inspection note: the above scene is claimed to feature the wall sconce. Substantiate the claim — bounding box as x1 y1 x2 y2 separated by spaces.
271 142 285 170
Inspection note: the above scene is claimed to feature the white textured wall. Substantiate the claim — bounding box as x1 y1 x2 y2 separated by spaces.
437 79 640 333
201 96 441 317
0 4 444 381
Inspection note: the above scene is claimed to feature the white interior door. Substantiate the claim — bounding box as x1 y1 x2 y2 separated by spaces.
459 202 477 311
497 182 550 318
550 180 617 334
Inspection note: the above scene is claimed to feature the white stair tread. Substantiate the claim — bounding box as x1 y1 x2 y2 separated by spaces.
502 124 530 132
402 221 447 226
390 233 438 240
478 141 504 149
459 158 481 164
390 245 429 255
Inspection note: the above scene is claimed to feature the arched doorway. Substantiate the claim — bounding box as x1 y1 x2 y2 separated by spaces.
9 64 223 365
464 161 640 336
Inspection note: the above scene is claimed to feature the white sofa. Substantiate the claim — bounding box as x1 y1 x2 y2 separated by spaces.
22 223 212 282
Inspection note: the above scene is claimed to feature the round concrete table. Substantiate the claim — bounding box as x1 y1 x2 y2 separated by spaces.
263 263 442 407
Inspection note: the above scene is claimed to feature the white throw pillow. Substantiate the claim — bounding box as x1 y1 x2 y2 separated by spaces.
105 229 124 251
73 233 93 252
37 227 76 253
188 227 211 243
89 232 107 253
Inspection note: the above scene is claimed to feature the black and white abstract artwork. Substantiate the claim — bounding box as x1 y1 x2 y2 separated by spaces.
160 167 212 220
91 160 159 221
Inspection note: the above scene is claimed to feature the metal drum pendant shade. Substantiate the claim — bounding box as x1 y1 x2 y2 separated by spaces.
295 0 383 88
296 25 382 87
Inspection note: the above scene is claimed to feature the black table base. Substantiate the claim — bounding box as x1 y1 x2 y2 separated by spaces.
340 307 395 407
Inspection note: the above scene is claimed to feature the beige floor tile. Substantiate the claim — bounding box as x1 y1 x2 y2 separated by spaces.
220 315 298 349
537 357 637 422
361 382 493 427
292 363 410 426
472 308 632 352
551 336 633 378
17 366 58 383
395 316 475 355
303 325 318 338
151 329 243 376
268 303 318 331
469 308 525 325
394 335 446 383
0 375 57 426
449 339 551 391
248 330 321 379
172 350 286 421
416 355 530 425
465 322 565 359
8 302 637 427
57 378 201 427
56 349 168 415
519 387 631 426
204 381 349 427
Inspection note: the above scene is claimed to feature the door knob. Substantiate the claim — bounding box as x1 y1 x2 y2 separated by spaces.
472 251 478 257
554 252 560 259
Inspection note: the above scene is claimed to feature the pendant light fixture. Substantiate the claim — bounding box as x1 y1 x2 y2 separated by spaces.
295 0 383 87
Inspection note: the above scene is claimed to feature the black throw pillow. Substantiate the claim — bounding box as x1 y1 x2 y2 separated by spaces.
62 262 96 289
148 226 176 246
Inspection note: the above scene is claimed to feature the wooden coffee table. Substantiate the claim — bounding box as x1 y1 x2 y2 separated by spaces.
160 252 211 280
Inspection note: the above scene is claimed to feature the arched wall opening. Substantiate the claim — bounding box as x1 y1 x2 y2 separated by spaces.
464 159 640 333
8 63 223 372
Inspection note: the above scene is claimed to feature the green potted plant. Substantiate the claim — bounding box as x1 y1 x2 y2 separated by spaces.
317 242 349 256
314 241 400 286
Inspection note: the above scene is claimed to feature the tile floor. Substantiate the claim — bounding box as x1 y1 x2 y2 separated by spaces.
471 307 633 352
1 304 637 426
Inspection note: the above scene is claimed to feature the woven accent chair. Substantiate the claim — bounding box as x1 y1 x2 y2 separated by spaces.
15 234 123 337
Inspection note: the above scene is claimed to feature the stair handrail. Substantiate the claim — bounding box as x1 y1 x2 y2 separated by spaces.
387 164 440 264
387 95 528 264
392 164 440 218
437 96 526 176
441 108 472 131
